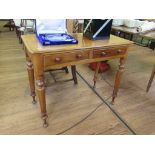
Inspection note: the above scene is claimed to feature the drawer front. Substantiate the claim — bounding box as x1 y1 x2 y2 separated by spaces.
44 49 90 67
93 47 127 58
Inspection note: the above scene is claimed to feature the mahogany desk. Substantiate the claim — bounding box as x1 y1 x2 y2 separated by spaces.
22 33 132 127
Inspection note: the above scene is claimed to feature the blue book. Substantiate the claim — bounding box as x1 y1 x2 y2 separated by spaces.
35 19 78 45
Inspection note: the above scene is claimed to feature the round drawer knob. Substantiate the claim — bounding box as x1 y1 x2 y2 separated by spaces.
76 54 82 58
117 49 123 53
55 57 61 62
101 52 106 56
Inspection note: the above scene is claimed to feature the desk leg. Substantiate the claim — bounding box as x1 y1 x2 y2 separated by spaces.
26 60 36 104
71 65 78 84
35 78 48 127
146 65 155 92
112 58 126 103
33 55 48 128
93 62 101 88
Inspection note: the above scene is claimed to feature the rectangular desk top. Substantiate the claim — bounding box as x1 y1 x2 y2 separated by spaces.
22 33 133 54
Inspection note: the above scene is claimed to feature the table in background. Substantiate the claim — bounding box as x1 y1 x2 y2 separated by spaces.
112 26 155 48
112 26 139 41
139 31 155 49
0 19 14 31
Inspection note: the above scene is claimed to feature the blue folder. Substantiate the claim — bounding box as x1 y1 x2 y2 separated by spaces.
35 19 78 45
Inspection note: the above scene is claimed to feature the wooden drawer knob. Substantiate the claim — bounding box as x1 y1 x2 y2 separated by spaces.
117 49 123 53
55 57 61 62
101 52 106 56
76 54 82 58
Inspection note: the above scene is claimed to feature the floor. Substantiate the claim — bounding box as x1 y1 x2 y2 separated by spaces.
0 31 155 135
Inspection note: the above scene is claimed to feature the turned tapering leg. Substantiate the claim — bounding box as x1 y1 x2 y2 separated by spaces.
112 58 126 103
93 62 101 88
35 78 48 127
33 54 48 127
146 65 155 92
71 65 78 84
26 60 37 104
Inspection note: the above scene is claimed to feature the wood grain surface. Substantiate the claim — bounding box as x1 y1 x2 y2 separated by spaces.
1 31 155 134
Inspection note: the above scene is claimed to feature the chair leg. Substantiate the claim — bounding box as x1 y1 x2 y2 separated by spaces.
16 27 18 36
146 65 155 92
71 65 78 84
19 31 23 44
63 67 69 74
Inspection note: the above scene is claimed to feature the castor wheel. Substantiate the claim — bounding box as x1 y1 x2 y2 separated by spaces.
110 101 114 105
43 120 48 128
43 122 48 128
32 100 37 104
42 114 48 128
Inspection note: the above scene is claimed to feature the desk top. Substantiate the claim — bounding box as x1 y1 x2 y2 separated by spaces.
22 33 133 54
112 26 139 34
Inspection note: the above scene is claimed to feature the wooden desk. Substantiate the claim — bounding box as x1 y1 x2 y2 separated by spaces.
22 33 132 127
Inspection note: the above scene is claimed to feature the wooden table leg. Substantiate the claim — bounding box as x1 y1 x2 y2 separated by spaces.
146 65 155 92
112 57 126 103
35 78 48 127
93 62 101 88
71 65 78 84
25 50 36 104
33 54 48 127
26 60 36 104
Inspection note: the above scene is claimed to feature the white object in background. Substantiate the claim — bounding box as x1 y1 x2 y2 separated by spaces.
137 21 155 32
134 20 146 27
124 19 137 28
78 19 84 24
112 19 124 26
13 19 21 27
26 20 34 28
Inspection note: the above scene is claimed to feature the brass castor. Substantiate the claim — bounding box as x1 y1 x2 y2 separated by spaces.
93 84 96 89
43 120 48 128
32 100 37 104
43 122 48 128
42 114 48 128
